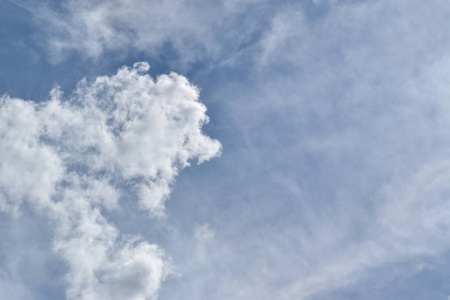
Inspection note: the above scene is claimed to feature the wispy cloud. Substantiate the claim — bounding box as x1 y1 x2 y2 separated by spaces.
4 0 450 299
14 0 267 67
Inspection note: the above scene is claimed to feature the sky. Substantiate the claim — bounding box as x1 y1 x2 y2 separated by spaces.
1 0 450 299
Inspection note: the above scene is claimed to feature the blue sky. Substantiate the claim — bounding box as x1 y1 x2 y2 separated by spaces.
2 0 450 299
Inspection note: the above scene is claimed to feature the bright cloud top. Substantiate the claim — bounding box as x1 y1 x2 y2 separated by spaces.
0 62 221 300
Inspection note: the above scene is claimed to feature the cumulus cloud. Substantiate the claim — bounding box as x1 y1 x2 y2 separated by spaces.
0 62 221 299
7 0 450 299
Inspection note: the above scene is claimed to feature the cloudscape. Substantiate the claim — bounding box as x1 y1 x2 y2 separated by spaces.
2 0 450 299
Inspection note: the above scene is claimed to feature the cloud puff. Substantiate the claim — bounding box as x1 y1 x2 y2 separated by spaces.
0 62 221 299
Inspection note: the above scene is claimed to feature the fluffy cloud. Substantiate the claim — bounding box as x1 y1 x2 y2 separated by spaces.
8 0 450 298
0 62 221 299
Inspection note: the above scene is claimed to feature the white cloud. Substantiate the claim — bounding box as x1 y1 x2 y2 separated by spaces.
211 1 450 299
17 0 263 65
0 97 63 213
7 0 450 298
0 62 221 299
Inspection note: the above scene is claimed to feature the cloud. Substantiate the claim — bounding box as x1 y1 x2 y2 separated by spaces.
194 224 215 243
6 0 450 299
262 3 450 300
0 62 221 299
199 1 450 299
16 0 266 65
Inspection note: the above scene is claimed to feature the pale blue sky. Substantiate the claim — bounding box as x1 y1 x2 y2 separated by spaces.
1 0 450 299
